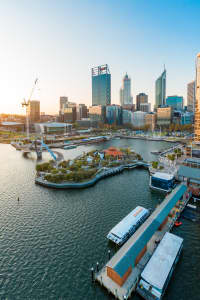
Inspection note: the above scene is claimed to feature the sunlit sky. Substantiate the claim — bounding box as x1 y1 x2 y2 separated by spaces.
0 0 199 115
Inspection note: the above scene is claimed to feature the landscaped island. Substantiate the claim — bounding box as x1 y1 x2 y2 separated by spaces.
35 147 147 189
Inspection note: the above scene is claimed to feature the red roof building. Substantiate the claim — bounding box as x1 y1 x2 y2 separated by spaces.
103 147 123 158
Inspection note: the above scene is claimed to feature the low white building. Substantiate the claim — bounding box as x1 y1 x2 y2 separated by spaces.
34 122 72 134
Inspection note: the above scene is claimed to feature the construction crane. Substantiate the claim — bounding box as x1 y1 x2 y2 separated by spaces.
22 78 38 140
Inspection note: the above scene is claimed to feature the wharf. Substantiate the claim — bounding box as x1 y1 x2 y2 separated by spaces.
94 185 190 300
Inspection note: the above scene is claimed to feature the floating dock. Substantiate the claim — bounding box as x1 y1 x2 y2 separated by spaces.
94 184 189 300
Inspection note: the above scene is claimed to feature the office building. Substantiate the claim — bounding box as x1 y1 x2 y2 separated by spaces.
76 104 88 120
187 81 195 113
106 105 122 126
122 104 135 112
63 107 76 123
173 111 193 125
92 64 111 106
60 96 68 113
173 111 182 125
122 110 133 125
59 98 76 122
155 68 166 108
28 100 40 122
166 96 183 110
132 111 147 128
140 103 151 113
157 106 172 127
181 112 193 125
88 105 106 123
120 73 133 106
40 114 55 122
76 118 98 128
195 53 200 142
145 113 157 131
136 93 148 111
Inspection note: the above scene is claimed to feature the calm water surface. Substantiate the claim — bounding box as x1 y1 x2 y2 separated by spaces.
0 139 199 300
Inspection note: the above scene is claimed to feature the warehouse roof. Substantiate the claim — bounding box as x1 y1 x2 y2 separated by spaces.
178 165 200 182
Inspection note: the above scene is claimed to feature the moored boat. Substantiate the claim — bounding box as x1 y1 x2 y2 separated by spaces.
137 232 183 300
174 221 182 227
107 206 150 246
63 145 77 150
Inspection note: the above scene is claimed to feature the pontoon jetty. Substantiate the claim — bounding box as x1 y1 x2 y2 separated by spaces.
94 184 189 300
107 206 150 246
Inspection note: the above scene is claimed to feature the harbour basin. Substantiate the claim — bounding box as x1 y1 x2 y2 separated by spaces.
0 139 199 300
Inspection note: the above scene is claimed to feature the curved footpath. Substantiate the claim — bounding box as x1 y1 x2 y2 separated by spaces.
35 161 150 189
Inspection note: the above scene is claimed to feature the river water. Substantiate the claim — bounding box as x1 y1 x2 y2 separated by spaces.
0 139 199 300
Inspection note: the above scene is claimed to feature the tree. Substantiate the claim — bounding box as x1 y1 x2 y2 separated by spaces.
169 124 175 133
167 154 175 161
136 154 143 160
58 160 70 168
174 124 181 132
36 162 52 172
152 161 158 169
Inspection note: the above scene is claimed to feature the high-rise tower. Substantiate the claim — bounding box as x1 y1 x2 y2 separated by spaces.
187 81 195 113
155 68 166 109
92 64 111 106
195 53 200 142
120 73 133 106
136 93 148 111
28 100 40 122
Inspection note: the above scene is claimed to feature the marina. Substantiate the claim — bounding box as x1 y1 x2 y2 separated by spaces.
0 140 199 300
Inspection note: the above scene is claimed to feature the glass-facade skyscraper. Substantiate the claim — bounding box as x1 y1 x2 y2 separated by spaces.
195 53 200 142
155 68 166 108
187 81 195 113
92 64 111 106
120 73 133 106
106 105 122 125
166 96 183 110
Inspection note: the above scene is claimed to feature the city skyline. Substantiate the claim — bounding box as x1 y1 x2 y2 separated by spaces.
0 0 200 114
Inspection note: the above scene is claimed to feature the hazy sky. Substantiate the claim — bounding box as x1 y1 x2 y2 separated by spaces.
0 0 199 114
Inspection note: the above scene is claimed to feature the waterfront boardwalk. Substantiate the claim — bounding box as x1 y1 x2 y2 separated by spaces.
95 184 189 300
35 161 150 189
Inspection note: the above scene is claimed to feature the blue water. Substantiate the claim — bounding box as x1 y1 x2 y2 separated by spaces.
0 140 199 300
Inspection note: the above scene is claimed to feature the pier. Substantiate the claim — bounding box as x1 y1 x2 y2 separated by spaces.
94 184 189 300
